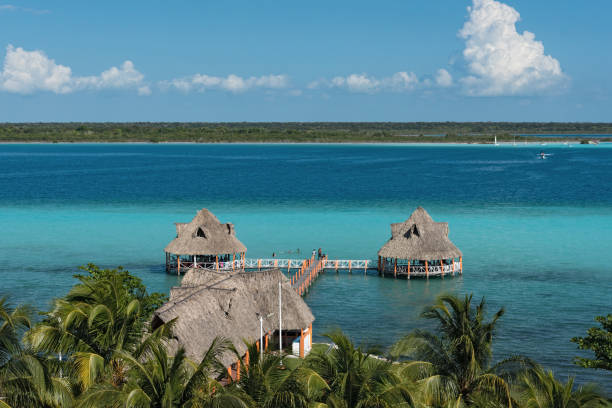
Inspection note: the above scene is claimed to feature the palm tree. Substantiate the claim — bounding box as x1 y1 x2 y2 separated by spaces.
77 336 251 408
0 297 73 408
306 330 415 408
390 294 526 408
236 341 329 408
25 273 159 391
516 366 608 408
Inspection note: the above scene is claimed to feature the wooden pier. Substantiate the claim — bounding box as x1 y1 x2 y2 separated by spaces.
164 207 464 297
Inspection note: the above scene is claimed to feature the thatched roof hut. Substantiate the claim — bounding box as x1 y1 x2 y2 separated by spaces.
378 207 462 261
153 268 314 367
165 208 246 256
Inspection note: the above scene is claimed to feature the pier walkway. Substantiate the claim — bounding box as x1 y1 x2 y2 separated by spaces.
172 256 461 297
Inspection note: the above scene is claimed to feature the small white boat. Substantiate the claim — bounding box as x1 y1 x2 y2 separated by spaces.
538 152 551 160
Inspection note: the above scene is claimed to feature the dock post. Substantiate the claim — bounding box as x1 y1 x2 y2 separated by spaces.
394 258 397 278
299 329 304 358
441 259 444 279
245 350 249 372
309 323 313 348
407 260 411 280
364 260 368 275
460 257 463 274
425 260 429 279
236 359 241 380
349 260 352 274
177 257 180 276
381 258 385 277
335 260 338 273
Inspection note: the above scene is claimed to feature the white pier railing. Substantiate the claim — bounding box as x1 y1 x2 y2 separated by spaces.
169 258 461 278
323 259 375 271
383 261 461 276
244 258 307 270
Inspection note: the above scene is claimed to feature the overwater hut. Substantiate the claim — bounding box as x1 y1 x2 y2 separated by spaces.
377 207 463 278
152 268 314 380
165 208 247 274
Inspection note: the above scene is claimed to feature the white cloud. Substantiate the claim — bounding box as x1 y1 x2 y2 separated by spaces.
312 71 419 93
459 0 566 96
137 85 152 96
0 4 50 14
74 61 144 90
435 69 453 87
0 45 146 94
161 73 289 93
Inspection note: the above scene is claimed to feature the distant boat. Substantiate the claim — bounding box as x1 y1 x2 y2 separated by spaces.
494 136 499 146
538 152 551 160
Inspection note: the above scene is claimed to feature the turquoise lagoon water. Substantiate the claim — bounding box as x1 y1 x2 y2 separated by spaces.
0 143 611 389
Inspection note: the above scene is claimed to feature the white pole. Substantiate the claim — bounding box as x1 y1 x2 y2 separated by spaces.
193 255 197 268
279 282 282 356
260 315 264 362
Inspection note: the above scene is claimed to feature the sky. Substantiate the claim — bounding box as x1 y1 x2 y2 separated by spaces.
0 0 611 122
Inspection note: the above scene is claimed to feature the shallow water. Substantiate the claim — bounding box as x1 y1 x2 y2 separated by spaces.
0 143 610 389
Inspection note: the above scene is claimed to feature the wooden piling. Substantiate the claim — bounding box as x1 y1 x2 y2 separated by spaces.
299 329 304 358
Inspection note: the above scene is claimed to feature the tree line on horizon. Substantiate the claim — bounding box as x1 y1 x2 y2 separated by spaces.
0 264 610 407
1 122 612 143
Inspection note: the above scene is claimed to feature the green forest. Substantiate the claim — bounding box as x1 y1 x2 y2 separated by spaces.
1 122 612 143
0 265 610 407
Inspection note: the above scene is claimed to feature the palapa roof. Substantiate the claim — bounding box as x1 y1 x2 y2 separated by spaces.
164 208 247 256
153 268 314 367
378 207 462 260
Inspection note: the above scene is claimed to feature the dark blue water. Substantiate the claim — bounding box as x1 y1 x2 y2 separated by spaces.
0 143 611 390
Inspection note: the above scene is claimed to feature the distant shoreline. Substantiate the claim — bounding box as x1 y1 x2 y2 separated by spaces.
2 122 612 144
1 140 610 146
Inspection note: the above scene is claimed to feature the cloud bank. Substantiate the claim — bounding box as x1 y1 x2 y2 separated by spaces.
159 73 289 93
459 0 566 96
0 45 145 94
0 0 566 98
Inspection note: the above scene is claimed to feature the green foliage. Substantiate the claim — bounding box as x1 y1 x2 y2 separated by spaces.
74 264 167 319
516 366 608 408
1 122 611 143
237 341 329 408
77 335 250 408
26 265 170 393
0 298 73 407
3 277 611 408
305 330 416 408
390 294 528 408
571 315 612 372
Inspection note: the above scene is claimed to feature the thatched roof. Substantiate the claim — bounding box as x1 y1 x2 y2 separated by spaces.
153 268 314 367
164 208 247 255
378 207 462 260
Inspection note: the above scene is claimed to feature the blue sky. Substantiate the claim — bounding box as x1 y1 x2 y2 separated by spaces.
0 0 610 122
